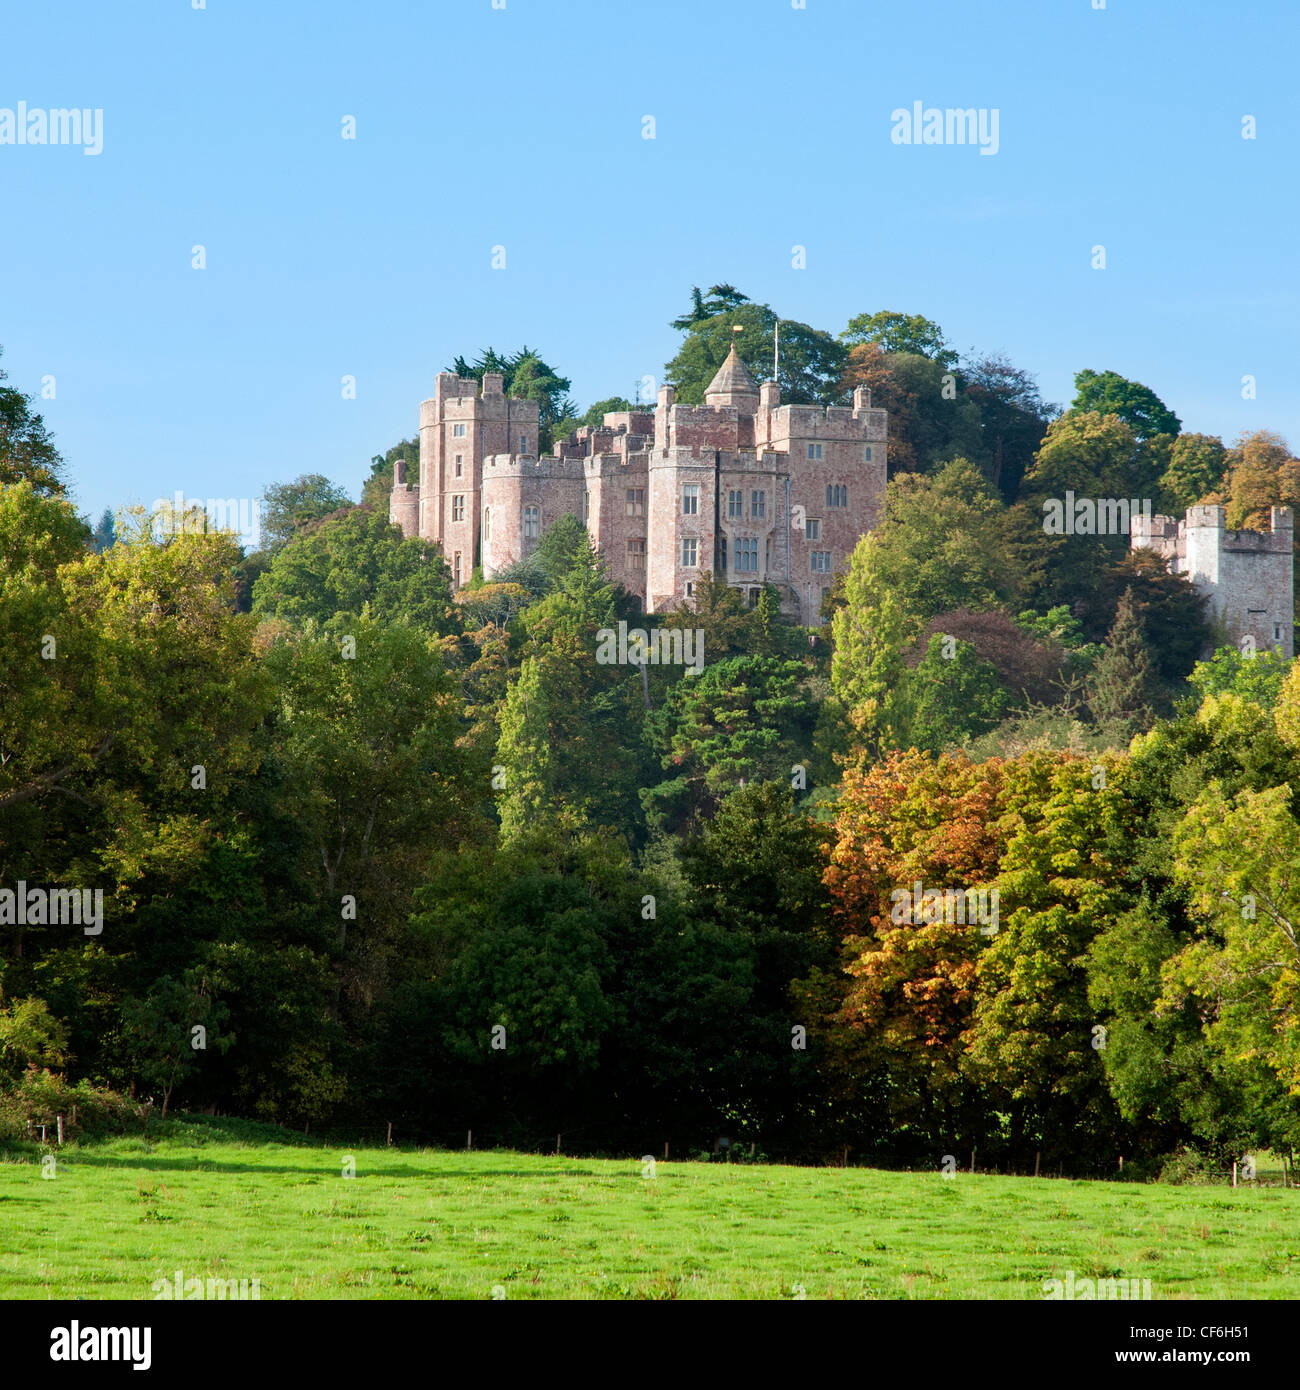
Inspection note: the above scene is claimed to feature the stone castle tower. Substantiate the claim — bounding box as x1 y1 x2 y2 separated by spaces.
391 345 887 624
1131 504 1294 658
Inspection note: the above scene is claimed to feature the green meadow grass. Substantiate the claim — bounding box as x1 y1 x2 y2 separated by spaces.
1 1119 1295 1299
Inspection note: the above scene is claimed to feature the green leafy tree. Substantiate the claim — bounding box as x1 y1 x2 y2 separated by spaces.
260 474 354 554
264 616 481 1020
0 996 69 1077
1160 433 1227 514
1188 646 1293 709
1072 369 1181 442
0 349 64 495
840 310 958 370
904 634 1010 753
252 505 455 634
121 972 231 1118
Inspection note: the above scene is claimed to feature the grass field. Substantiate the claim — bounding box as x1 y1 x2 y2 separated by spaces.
1 1118 1296 1299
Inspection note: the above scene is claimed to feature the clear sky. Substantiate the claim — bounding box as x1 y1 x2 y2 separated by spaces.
3 0 1297 536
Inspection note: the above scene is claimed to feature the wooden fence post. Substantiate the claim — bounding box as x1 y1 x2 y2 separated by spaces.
1034 1151 1040 1178
56 1115 63 1146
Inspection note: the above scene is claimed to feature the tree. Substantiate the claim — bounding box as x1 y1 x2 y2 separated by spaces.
839 343 984 476
1071 369 1181 442
1086 588 1157 732
260 474 354 554
121 972 231 1118
853 459 1019 621
0 996 69 1077
1169 781 1300 1122
840 310 958 370
1160 434 1227 515
1188 646 1292 710
903 634 1010 753
1222 430 1300 530
665 301 846 406
90 509 116 553
264 617 481 1019
670 284 750 331
361 439 418 511
641 655 813 836
960 352 1056 498
0 349 64 495
252 505 455 635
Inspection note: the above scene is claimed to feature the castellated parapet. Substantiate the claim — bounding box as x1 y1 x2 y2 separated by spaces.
393 345 888 623
480 453 584 578
1132 504 1294 658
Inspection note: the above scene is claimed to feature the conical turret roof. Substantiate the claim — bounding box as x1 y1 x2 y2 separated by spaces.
704 343 759 399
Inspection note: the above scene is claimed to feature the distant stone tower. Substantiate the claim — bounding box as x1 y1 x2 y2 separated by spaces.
1131 504 1294 658
388 371 540 589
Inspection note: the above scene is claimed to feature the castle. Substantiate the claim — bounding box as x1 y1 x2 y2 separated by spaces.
1131 504 1294 658
389 345 888 624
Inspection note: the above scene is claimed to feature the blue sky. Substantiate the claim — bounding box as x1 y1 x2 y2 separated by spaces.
3 0 1297 537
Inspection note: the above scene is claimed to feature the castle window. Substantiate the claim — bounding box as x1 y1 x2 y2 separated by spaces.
682 485 699 516
483 507 491 541
811 550 832 573
523 505 540 539
582 491 591 522
626 488 644 517
864 446 873 462
453 552 462 587
452 423 467 438
806 518 820 540
807 443 823 461
452 495 465 522
455 454 463 477
681 536 698 567
719 536 728 572
627 537 646 572
826 484 847 508
728 490 743 518
736 537 758 573
685 581 694 597
1275 624 1283 642
520 435 528 454
751 490 766 519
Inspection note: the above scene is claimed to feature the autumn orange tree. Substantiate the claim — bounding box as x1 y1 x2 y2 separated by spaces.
801 750 1011 1150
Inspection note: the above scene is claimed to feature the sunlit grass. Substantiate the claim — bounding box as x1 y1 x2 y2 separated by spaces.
1 1118 1294 1299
